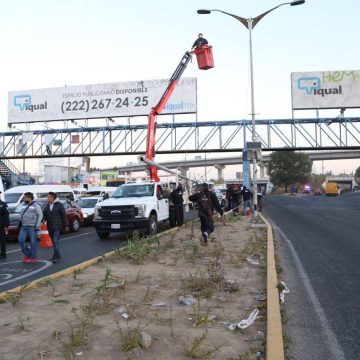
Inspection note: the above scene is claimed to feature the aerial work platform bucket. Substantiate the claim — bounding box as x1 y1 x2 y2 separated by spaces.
193 45 214 70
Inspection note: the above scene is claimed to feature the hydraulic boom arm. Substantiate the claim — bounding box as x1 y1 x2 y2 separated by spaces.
145 51 192 181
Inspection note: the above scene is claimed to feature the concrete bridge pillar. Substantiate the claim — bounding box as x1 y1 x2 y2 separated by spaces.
214 164 225 181
259 163 267 179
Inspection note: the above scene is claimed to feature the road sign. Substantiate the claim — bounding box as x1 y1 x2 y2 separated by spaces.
291 70 360 109
8 78 197 124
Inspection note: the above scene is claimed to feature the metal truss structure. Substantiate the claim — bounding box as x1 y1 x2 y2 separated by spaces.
1 117 360 159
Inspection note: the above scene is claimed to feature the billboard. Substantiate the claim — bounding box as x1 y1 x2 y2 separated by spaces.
291 70 360 110
8 78 197 124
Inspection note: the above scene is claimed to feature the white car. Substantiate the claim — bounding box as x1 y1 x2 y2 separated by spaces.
215 188 227 207
76 196 103 224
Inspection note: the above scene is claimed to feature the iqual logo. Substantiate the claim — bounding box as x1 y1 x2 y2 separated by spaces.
14 95 31 110
13 94 47 112
297 76 342 97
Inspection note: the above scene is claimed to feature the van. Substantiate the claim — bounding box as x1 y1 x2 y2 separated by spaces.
325 182 340 196
82 186 117 199
4 185 75 210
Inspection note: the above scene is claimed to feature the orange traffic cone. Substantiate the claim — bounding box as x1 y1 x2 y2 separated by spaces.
40 223 53 248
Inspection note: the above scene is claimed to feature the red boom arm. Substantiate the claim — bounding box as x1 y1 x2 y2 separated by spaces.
145 51 192 181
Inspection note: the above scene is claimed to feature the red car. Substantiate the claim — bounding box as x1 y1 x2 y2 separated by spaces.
7 199 83 240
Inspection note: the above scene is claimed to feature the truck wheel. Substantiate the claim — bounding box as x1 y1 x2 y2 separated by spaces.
71 218 80 232
146 214 158 236
96 230 110 239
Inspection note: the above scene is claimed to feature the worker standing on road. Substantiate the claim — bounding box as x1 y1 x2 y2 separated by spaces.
189 183 223 246
0 191 10 259
170 183 184 226
18 192 43 263
191 33 208 50
241 185 254 216
42 192 68 263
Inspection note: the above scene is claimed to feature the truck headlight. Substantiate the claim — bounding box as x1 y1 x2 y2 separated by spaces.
135 204 146 218
94 207 101 220
83 213 88 218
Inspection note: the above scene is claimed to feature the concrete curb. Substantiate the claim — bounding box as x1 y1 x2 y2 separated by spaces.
259 213 284 360
0 226 179 302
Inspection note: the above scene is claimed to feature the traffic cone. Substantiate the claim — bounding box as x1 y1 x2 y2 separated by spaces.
40 223 53 248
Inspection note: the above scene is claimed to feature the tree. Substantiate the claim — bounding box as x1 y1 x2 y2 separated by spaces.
267 151 312 192
355 166 360 185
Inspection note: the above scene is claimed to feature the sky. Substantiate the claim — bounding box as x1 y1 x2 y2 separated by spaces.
1 0 360 179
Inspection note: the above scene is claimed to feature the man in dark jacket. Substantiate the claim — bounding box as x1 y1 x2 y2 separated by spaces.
241 185 254 216
170 183 184 226
191 33 208 50
42 192 68 262
189 183 223 246
0 191 9 259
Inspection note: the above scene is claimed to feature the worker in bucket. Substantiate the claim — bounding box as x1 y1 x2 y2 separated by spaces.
170 183 184 226
189 183 223 246
191 33 208 50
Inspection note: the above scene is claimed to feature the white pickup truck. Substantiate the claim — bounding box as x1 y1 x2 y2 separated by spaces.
93 182 169 239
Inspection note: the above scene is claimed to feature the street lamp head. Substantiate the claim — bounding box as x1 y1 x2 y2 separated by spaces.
290 0 305 6
197 9 211 14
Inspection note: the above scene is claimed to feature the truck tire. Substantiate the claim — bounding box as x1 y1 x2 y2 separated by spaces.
96 230 110 239
71 218 80 232
146 214 158 236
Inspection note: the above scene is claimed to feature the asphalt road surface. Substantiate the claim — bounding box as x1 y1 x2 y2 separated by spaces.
0 210 197 294
264 192 360 360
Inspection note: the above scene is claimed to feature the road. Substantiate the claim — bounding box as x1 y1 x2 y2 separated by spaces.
0 210 196 294
264 192 360 360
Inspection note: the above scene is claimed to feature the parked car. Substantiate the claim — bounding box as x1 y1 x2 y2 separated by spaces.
82 187 117 199
73 187 88 201
6 199 83 240
76 196 103 224
215 188 227 207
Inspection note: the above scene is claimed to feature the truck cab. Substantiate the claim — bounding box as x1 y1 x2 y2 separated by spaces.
93 182 169 239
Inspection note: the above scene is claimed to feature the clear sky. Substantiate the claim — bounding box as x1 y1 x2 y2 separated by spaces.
1 0 359 178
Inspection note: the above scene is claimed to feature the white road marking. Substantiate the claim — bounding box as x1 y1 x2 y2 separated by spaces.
274 225 346 360
6 231 96 254
0 260 53 287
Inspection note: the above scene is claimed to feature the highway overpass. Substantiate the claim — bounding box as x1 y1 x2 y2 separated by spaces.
115 150 360 179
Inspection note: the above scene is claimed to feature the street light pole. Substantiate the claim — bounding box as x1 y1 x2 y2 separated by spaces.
197 1 305 216
247 18 259 215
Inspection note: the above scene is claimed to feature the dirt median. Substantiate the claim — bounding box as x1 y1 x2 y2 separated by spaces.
0 215 267 360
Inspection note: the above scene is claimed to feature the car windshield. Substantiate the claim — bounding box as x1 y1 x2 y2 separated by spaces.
77 199 98 208
112 184 154 198
5 193 22 203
